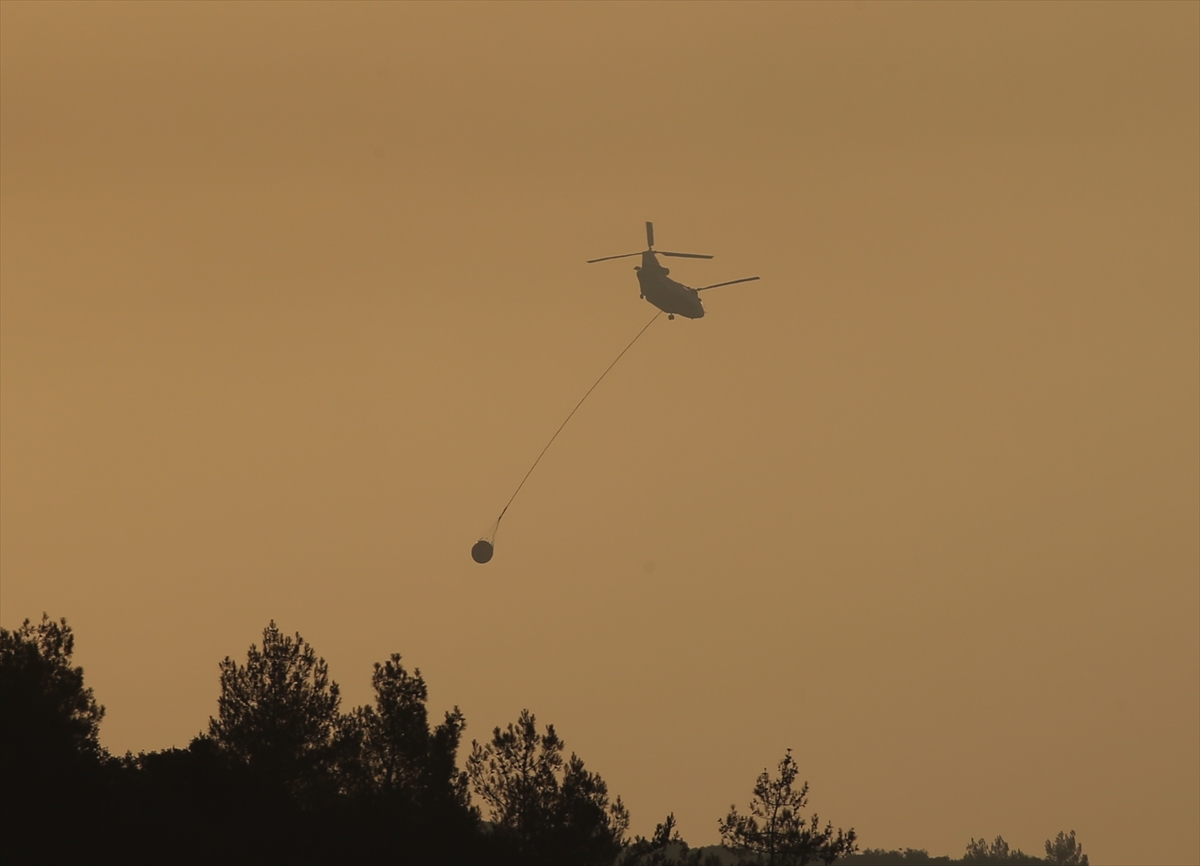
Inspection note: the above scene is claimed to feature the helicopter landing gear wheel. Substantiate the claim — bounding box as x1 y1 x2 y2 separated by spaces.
668 314 675 320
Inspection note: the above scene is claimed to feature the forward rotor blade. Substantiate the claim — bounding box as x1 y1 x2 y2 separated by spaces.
658 251 714 260
694 276 761 291
587 252 644 263
646 221 655 249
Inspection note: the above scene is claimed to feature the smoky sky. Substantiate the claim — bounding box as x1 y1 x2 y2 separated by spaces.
1 3 1197 864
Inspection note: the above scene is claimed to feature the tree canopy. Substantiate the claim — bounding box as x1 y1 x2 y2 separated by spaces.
209 621 342 797
719 749 858 866
1 615 108 865
343 652 469 810
467 708 630 865
0 614 1093 866
1044 831 1088 866
0 614 105 770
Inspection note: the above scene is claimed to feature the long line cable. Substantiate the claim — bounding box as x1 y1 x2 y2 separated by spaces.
483 309 663 543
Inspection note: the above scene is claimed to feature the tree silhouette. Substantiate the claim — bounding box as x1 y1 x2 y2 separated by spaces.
6 613 1048 866
208 621 341 799
110 631 484 864
622 813 712 866
964 836 1005 861
719 750 857 866
962 835 1042 863
1044 831 1088 866
1 615 108 865
0 614 105 770
467 708 629 865
840 848 952 863
342 652 469 809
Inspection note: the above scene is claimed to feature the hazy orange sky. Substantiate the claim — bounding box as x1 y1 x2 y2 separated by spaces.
2 3 1197 863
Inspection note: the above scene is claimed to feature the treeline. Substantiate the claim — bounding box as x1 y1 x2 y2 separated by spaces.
1 616 1086 866
840 832 1090 866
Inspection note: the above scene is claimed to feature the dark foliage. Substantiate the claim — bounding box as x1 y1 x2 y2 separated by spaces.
621 814 730 866
208 621 342 802
0 617 634 864
4 613 1085 866
0 615 105 764
1 615 109 864
719 750 857 866
840 850 953 865
842 833 1088 866
962 835 1043 864
467 708 630 865
341 653 469 811
1043 831 1088 866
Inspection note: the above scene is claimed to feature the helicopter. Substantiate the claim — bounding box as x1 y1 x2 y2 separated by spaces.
587 222 760 319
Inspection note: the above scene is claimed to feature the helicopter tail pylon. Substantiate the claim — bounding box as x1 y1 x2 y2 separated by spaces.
586 221 714 264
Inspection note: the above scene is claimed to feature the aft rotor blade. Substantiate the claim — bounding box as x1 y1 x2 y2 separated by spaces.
587 252 644 263
646 221 655 249
658 251 714 260
695 276 761 291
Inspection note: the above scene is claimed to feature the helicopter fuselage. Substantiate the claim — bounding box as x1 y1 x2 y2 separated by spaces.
635 251 704 319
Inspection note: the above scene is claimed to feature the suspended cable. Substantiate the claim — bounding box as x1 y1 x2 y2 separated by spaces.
472 310 663 563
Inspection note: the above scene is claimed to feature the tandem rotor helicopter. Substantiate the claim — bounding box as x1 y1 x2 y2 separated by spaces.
470 222 760 564
588 221 760 319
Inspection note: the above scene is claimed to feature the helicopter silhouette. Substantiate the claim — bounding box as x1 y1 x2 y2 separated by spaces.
588 222 760 319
